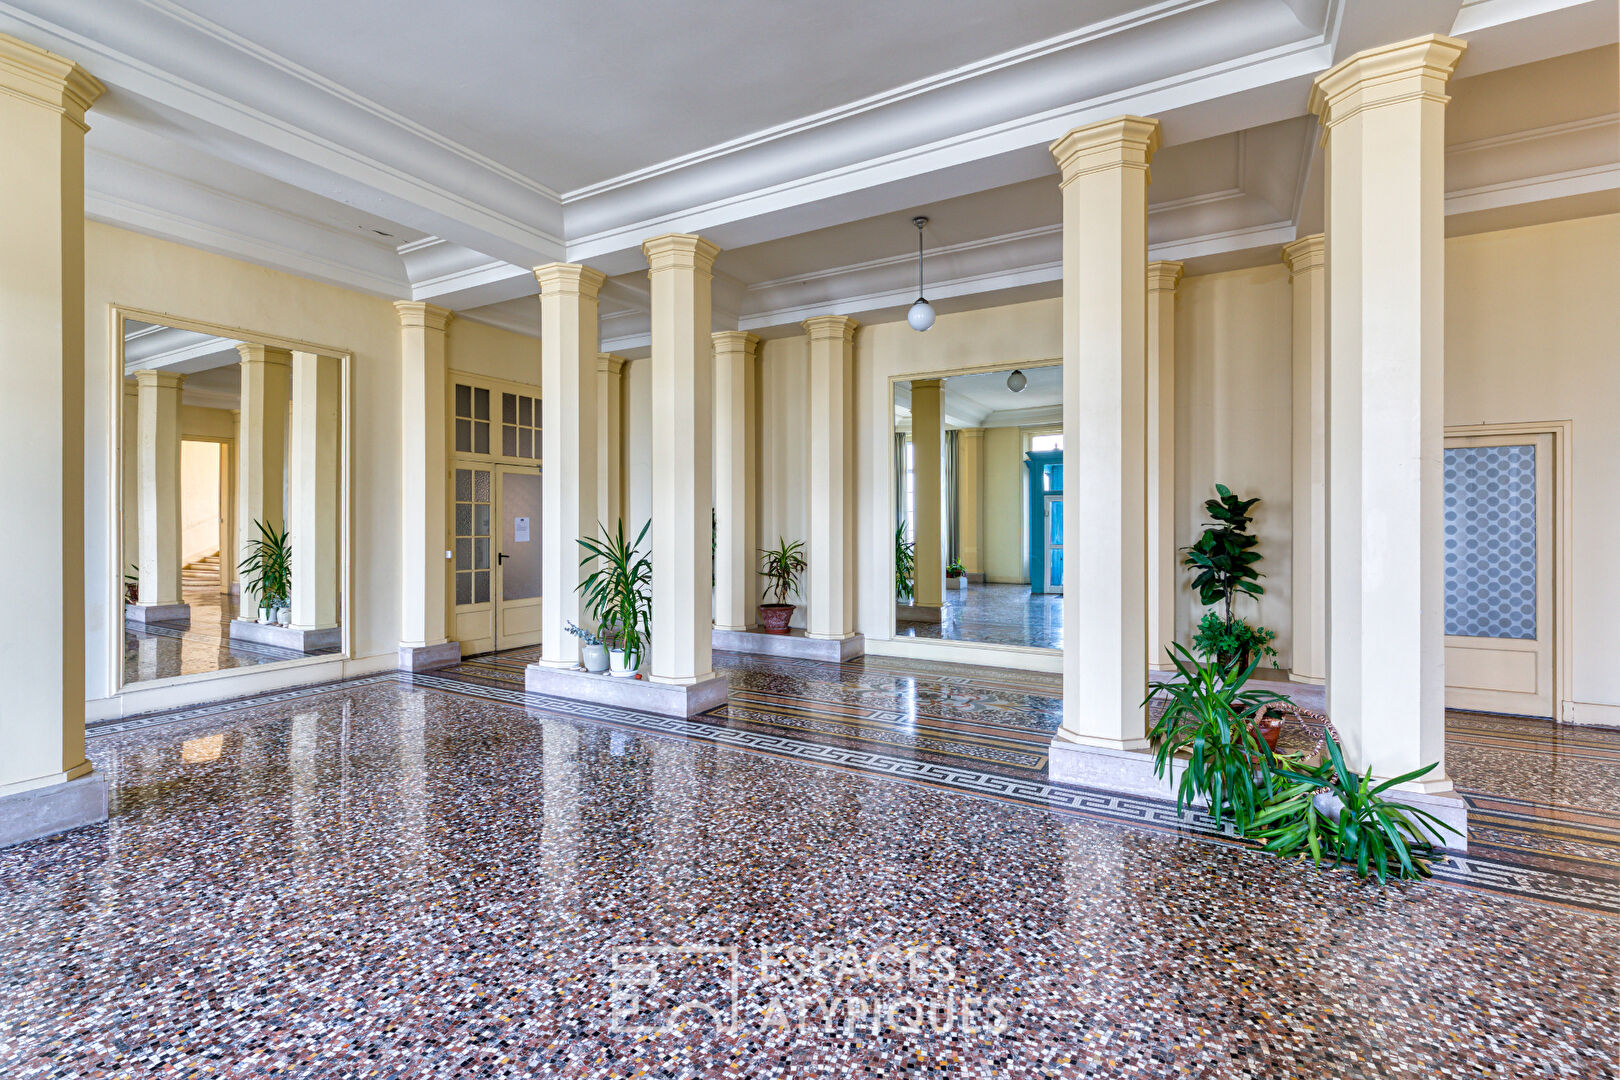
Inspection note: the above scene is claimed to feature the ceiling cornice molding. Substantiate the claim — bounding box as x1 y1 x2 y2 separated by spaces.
0 1 565 264
560 0 1225 203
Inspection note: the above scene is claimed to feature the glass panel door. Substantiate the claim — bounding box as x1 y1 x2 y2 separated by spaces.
1044 494 1064 593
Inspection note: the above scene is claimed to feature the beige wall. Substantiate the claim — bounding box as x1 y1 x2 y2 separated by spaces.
178 439 221 565
981 426 1027 584
1174 262 1295 668
1446 212 1620 717
757 335 810 626
85 222 541 710
621 355 652 535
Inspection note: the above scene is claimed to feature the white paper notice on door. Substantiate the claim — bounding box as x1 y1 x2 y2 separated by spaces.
514 516 531 542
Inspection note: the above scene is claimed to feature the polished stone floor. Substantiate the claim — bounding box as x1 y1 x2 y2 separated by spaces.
3 652 1616 1077
894 582 1063 649
123 587 338 685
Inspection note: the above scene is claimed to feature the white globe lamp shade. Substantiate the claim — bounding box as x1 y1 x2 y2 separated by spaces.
907 298 936 332
1006 369 1027 392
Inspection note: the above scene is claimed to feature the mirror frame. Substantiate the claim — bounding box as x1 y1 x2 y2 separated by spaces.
109 305 354 694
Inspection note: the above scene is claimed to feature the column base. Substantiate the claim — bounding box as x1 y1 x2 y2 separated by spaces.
526 663 728 717
714 627 864 663
124 601 191 625
398 641 462 672
0 771 108 848
1288 671 1326 686
230 619 341 652
895 604 943 624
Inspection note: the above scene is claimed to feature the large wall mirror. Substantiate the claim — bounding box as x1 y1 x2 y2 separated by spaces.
892 362 1062 652
117 311 348 688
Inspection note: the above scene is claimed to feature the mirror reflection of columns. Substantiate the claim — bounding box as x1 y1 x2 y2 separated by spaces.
908 377 945 611
1146 261 1182 671
596 352 626 542
712 330 760 632
287 351 341 636
234 342 291 621
131 370 189 623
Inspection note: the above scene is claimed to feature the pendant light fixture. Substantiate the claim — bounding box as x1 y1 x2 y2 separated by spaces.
907 216 935 332
1006 368 1027 393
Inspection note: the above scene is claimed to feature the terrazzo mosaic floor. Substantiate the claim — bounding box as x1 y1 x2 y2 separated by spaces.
3 652 1617 1077
893 582 1064 649
123 588 338 685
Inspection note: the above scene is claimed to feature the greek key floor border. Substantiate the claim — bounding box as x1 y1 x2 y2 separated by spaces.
87 669 1620 918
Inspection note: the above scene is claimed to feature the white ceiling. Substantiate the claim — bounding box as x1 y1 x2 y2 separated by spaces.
4 0 1614 349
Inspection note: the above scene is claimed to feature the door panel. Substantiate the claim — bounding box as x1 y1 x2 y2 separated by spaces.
1443 433 1552 717
496 466 543 650
452 463 495 655
1044 494 1064 594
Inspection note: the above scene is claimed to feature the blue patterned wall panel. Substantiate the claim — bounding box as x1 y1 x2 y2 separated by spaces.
1443 444 1537 640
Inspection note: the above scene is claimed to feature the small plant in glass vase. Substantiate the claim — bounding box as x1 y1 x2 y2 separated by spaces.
239 519 292 624
757 538 807 634
577 520 653 678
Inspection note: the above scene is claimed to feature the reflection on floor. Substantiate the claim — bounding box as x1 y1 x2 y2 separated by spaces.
122 586 336 685
5 651 1615 1076
894 581 1063 648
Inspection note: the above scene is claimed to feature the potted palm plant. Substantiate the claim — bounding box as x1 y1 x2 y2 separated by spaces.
894 524 915 603
757 537 807 633
239 519 291 624
577 520 652 677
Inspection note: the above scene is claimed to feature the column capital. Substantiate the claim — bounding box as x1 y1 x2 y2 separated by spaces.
958 426 986 442
235 342 293 367
711 330 761 358
912 376 943 391
534 262 607 298
1146 261 1184 292
1281 234 1326 275
1050 115 1160 185
596 352 626 376
393 300 454 332
134 369 184 390
0 34 105 128
1309 34 1466 130
642 233 721 275
801 315 859 343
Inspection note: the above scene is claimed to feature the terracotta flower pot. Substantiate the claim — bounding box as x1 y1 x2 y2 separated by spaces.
759 604 795 634
1252 706 1285 751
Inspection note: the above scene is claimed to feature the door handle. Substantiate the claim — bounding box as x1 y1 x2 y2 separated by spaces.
497 552 509 564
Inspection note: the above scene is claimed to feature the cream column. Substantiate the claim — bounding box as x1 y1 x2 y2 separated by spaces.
134 371 186 614
1146 261 1182 670
1050 115 1159 751
1311 36 1465 788
288 351 341 632
909 377 945 609
1282 235 1327 685
644 235 720 684
534 263 603 669
712 331 760 631
0 36 105 838
958 428 985 576
596 353 626 535
803 315 860 640
394 302 457 669
235 343 291 619
120 383 139 578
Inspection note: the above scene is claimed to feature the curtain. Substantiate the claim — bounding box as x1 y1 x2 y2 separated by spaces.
894 432 908 533
945 429 960 565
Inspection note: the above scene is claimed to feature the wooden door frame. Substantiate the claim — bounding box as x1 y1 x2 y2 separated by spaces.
1444 420 1572 719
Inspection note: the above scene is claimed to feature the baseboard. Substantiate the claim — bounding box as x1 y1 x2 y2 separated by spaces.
1562 700 1620 728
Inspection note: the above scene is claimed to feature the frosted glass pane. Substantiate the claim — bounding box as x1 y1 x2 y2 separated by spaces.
455 383 471 417
474 538 490 570
456 469 472 501
455 418 471 453
473 423 489 455
519 428 532 459
503 426 517 457
474 570 490 604
455 572 472 606
455 504 472 537
1444 444 1536 640
474 387 490 421
474 470 491 503
502 392 516 424
455 538 472 571
474 504 490 538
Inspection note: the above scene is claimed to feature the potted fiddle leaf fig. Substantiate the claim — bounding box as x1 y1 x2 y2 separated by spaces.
1183 483 1278 672
577 520 652 677
757 537 807 634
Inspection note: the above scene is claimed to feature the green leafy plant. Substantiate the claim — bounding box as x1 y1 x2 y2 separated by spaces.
1191 610 1278 671
1183 483 1274 670
124 563 139 604
238 519 291 610
894 524 916 603
1146 643 1292 832
577 520 653 672
758 537 807 605
1249 735 1456 881
946 559 966 579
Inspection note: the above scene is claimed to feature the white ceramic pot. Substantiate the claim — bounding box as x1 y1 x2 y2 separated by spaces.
581 643 609 674
276 608 291 626
946 576 964 590
608 649 635 677
259 607 273 624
